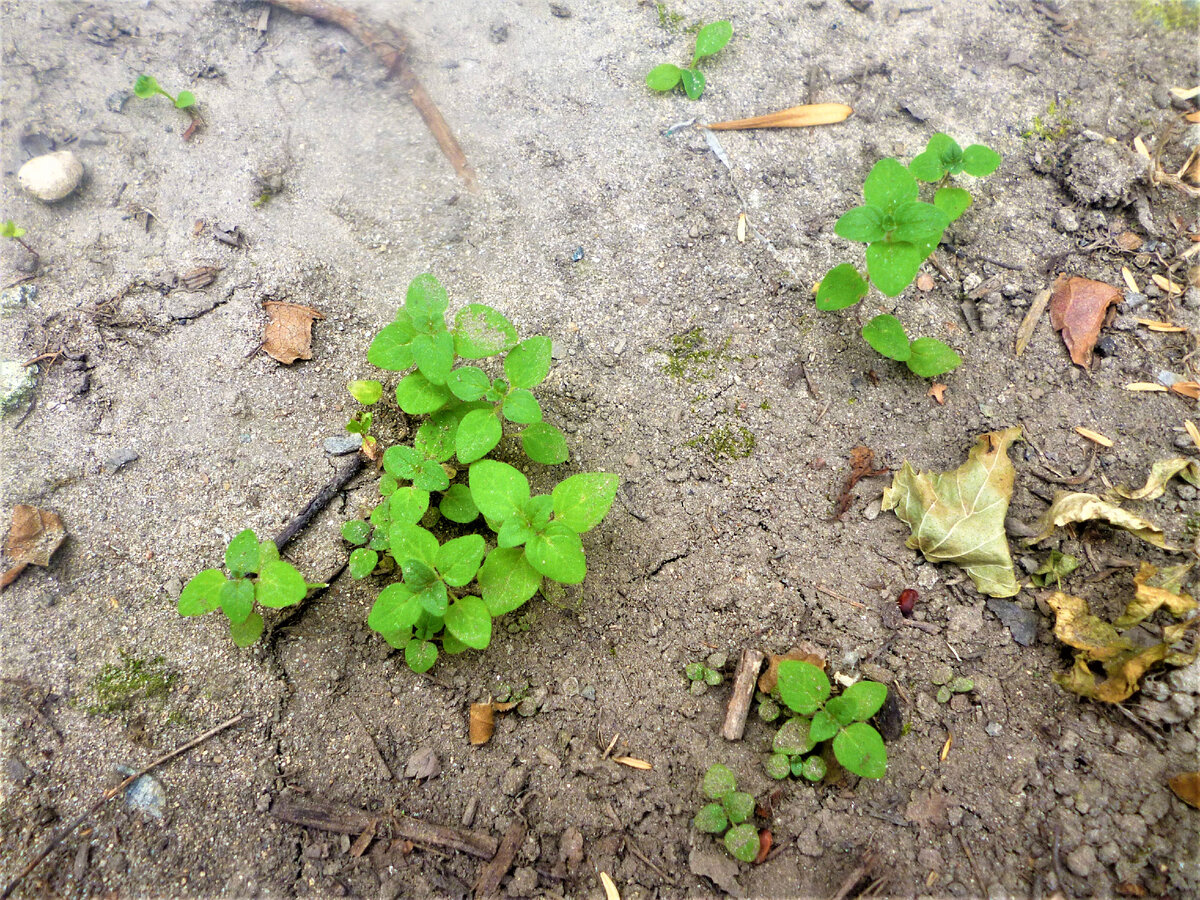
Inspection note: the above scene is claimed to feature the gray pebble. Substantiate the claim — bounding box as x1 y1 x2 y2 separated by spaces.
500 765 527 796
1159 370 1185 387
962 273 983 293
0 359 36 414
1174 434 1197 452
106 91 129 113
0 284 35 316
1184 287 1200 310
323 434 362 456
18 151 84 202
105 448 139 474
1066 844 1096 878
163 577 183 600
1122 291 1147 311
560 676 580 697
580 684 595 700
979 307 1002 331
1152 84 1172 109
1177 484 1198 501
1052 207 1079 233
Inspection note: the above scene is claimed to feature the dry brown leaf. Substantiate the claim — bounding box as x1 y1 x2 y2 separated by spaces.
736 212 747 243
1152 274 1183 294
1133 135 1151 160
1027 491 1167 548
707 102 853 130
1187 420 1200 449
759 647 826 694
1116 232 1143 251
1 505 67 591
1074 427 1113 447
916 272 935 291
1169 772 1200 809
1186 111 1200 124
835 446 888 520
468 700 518 745
928 383 947 405
1014 288 1051 358
1170 382 1200 399
754 829 772 864
1125 382 1168 392
612 756 652 770
1112 458 1200 501
1137 318 1187 333
263 300 324 364
1049 276 1121 367
940 734 952 761
904 787 952 830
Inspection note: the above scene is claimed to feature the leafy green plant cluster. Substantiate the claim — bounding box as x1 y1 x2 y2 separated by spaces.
685 653 725 690
1021 99 1074 141
134 74 195 109
692 764 761 863
645 21 732 100
178 530 319 647
341 274 619 673
763 660 889 781
816 133 1001 378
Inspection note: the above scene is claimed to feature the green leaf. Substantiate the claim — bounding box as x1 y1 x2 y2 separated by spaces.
390 487 431 524
415 412 459 462
405 639 438 673
526 523 586 584
379 627 413 650
348 548 379 579
722 791 755 825
504 336 552 389
469 460 531 522
551 472 619 533
415 580 449 617
908 149 945 182
395 372 451 415
693 803 728 834
764 753 791 780
225 529 261 578
367 321 416 371
680 67 705 100
890 201 950 244
685 662 706 681
808 709 839 743
881 426 1022 597
862 158 918 213
497 515 537 549
502 389 542 424
520 422 569 464
379 474 399 497
456 408 503 464
693 20 733 59
453 304 518 359
413 460 450 493
219 578 255 624
411 331 455 385
1032 549 1081 587
862 314 912 361
777 660 831 716
439 484 479 523
229 610 264 647
383 445 422 480
906 337 962 377
841 681 888 721
133 75 159 98
442 632 468 654
934 187 972 222
646 63 683 91
724 824 760 863
347 378 383 405
256 560 308 608
834 205 886 243
478 547 542 616
866 240 925 297
815 263 869 311
404 273 449 323
825 696 856 727
174 91 195 109
371 501 393 529
702 763 737 799
436 534 486 586
368 583 420 632
390 524 440 568
773 716 816 756
832 722 887 778
0 220 25 238
341 520 371 546
961 143 1001 177
798 755 827 782
259 539 279 566
447 366 491 401
444 595 492 649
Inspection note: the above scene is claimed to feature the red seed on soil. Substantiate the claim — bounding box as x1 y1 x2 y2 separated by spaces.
898 588 918 617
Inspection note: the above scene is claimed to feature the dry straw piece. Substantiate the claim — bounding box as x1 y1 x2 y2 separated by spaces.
1075 427 1113 448
707 102 853 131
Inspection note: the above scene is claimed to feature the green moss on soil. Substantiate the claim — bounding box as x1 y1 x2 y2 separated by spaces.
687 424 756 460
83 651 176 715
657 328 740 383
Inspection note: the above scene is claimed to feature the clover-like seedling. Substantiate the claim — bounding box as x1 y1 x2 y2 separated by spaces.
692 764 761 863
133 74 196 109
646 20 733 100
1 220 26 240
345 379 382 455
178 530 322 647
685 661 724 688
931 669 975 705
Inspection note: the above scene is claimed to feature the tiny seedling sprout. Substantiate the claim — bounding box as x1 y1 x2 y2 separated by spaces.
133 74 196 110
646 20 733 100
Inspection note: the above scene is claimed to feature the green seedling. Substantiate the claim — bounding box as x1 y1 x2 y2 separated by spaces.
133 74 195 109
693 764 761 863
1031 550 1079 587
765 660 889 780
345 379 383 455
931 668 975 704
816 134 1000 378
646 20 733 100
178 530 323 647
1022 99 1074 141
1 220 26 239
685 661 724 687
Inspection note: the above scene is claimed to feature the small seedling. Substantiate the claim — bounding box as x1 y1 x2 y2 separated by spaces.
1031 549 1079 587
685 659 724 690
1 219 38 268
693 764 761 863
646 21 733 100
815 134 1000 378
345 379 383 456
931 668 975 704
764 660 889 781
134 74 195 109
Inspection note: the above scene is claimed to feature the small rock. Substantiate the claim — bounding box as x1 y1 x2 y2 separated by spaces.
1158 370 1185 387
979 307 1002 331
688 846 743 895
462 796 478 828
0 284 36 316
549 3 572 17
105 448 139 474
323 434 363 456
1094 336 1116 358
0 360 37 414
163 577 183 600
1053 207 1080 233
3 756 32 788
106 90 130 113
1152 84 1172 109
116 766 166 820
1177 484 1198 501
1174 433 1198 452
517 696 540 717
489 22 509 43
962 273 983 293
500 765 527 796
18 151 84 202
623 452 640 468
580 684 596 701
986 598 1040 647
1066 844 1096 878
863 498 881 520
985 722 1003 736
1184 287 1200 310
689 680 708 696
706 651 727 669
507 866 538 897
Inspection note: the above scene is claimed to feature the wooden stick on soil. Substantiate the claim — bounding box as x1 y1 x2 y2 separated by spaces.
1 714 246 899
722 649 765 741
271 453 365 551
472 819 526 898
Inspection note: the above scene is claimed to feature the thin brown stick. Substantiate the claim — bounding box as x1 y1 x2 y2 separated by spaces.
1 714 245 899
722 649 764 741
816 584 867 610
272 453 365 550
473 819 526 898
266 0 476 189
707 103 853 131
828 853 875 900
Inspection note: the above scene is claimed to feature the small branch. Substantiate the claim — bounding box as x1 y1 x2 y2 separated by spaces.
473 819 526 898
722 649 764 741
272 453 365 551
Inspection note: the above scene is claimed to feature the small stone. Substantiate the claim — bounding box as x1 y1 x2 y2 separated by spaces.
689 680 708 696
1184 287 1200 310
0 359 36 414
985 722 1003 736
489 22 509 43
1053 207 1080 233
1152 84 1172 109
1177 484 1198 501
507 866 539 897
106 91 130 113
163 577 183 600
549 3 572 18
1139 790 1170 825
500 765 527 796
18 151 84 202
1094 336 1117 358
979 307 1002 331
706 651 727 669
623 452 640 468
1158 370 1185 387
1174 434 1198 452
0 284 35 316
560 676 580 697
1097 841 1121 865
323 434 363 456
1066 844 1096 878
105 448 139 474
4 756 32 788
580 685 596 700
863 498 881 520
962 273 983 293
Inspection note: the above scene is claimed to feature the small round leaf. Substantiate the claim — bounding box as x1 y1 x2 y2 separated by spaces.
933 187 972 222
693 803 728 834
174 90 196 109
219 577 255 624
724 824 761 864
367 321 416 371
341 520 371 546
833 722 888 779
478 547 542 616
862 314 912 362
777 660 831 716
815 263 869 311
229 611 265 647
521 422 569 465
440 483 480 523
961 144 1001 177
702 764 737 799
447 366 491 401
680 67 706 100
444 595 492 649
646 63 683 91
348 548 379 579
503 336 552 389
551 472 618 533
225 529 261 578
404 639 438 673
693 20 733 59
840 680 888 721
764 753 791 780
722 791 755 825
395 372 451 415
906 337 962 377
865 240 925 297
799 756 827 782
456 408 503 464
256 560 308 608
862 158 918 213
453 304 518 359
834 205 886 244
525 523 586 584
501 389 542 424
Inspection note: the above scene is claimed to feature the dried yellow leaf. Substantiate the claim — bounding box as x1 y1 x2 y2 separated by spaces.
707 102 853 131
1014 289 1051 358
940 735 952 761
600 871 621 900
1124 382 1168 392
1152 274 1183 294
1171 382 1200 400
1187 420 1200 449
1170 85 1200 100
612 756 652 770
1121 267 1139 293
1133 135 1151 159
1137 318 1187 333
736 213 747 243
1074 427 1113 447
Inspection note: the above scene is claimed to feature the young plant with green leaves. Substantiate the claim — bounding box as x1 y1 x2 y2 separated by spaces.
133 74 195 109
816 134 1001 378
345 379 383 456
178 530 322 647
645 20 733 100
763 660 889 781
692 764 761 863
1 219 37 267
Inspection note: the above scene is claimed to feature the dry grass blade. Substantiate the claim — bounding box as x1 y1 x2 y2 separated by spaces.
1015 288 1051 357
1126 382 1168 392
707 102 853 130
600 871 621 900
1075 427 1113 447
612 756 652 770
1186 420 1200 449
1137 318 1187 333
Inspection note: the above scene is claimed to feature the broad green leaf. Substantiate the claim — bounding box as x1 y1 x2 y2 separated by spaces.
1026 491 1168 549
834 205 886 243
693 803 728 834
722 791 755 825
229 610 264 647
390 487 430 524
646 63 682 91
219 578 255 624
906 337 961 377
526 522 586 584
447 366 491 401
521 422 569 465
773 717 815 755
825 696 855 727
882 427 1022 597
502 389 542 424
225 529 261 578
551 473 619 533
256 560 308 608
908 149 945 183
890 201 949 243
456 408 503 464
816 263 869 311
403 557 438 590
524 495 554 531
439 484 479 523
442 632 468 654
862 158 918 213
347 379 383 405
390 523 440 568
370 501 392 528
395 372 451 415
444 595 492 649
383 444 422 480
174 91 195 109
934 187 972 222
367 321 416 371
259 539 279 566
777 660 831 716
862 314 911 361
866 240 925 297
765 753 791 780
415 580 448 617
469 460 531 522
926 132 961 160
411 331 455 385
412 460 450 493
348 548 379 579
436 534 486 586
133 75 159 98
497 517 536 549
341 520 371 546
1031 549 1081 587
840 681 888 721
504 336 552 389
478 547 542 616
380 627 413 650
702 763 737 799
680 67 705 100
405 639 438 673
693 20 733 59
833 722 887 778
724 824 760 863
368 583 420 632
798 755 827 782
404 273 449 323
414 413 458 462
961 143 1001 176
808 709 839 743
378 474 399 497
453 304 517 359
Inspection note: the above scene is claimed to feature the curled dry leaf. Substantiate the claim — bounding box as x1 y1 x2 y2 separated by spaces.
928 383 947 405
1116 232 1143 251
707 102 853 131
1187 420 1200 449
754 829 772 864
1049 275 1121 367
1 505 67 591
468 700 518 746
916 273 935 291
1112 458 1200 502
1137 318 1187 333
1115 562 1196 628
1169 772 1200 809
835 446 888 520
1026 491 1167 549
263 300 324 364
1169 382 1200 400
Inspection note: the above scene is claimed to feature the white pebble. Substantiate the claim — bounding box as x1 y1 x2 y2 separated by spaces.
18 150 83 201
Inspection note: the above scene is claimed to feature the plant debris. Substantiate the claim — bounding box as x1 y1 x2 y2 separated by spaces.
1112 458 1200 502
1049 275 1120 367
1026 492 1167 549
758 647 825 695
1 505 66 591
468 700 518 745
1015 288 1051 357
706 102 853 131
834 446 888 520
1169 772 1200 809
262 300 324 364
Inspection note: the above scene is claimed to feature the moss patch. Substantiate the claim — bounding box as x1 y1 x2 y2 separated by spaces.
657 328 740 383
83 652 176 715
1022 99 1074 141
1133 0 1199 30
687 424 757 460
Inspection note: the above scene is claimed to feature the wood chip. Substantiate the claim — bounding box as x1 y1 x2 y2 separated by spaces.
916 272 935 291
1133 135 1151 160
612 756 651 770
722 648 765 741
1187 420 1200 450
349 819 376 857
1171 382 1200 400
928 383 947 405
600 871 621 900
1121 267 1139 293
474 820 527 898
1075 427 1113 447
1116 232 1143 251
707 102 853 131
1125 382 1168 392
1015 288 1051 358
1137 318 1187 332
1152 274 1183 294
262 300 324 364
1169 771 1200 809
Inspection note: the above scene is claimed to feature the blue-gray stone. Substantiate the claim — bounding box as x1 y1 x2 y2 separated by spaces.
323 434 363 456
116 766 165 820
986 598 1040 647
